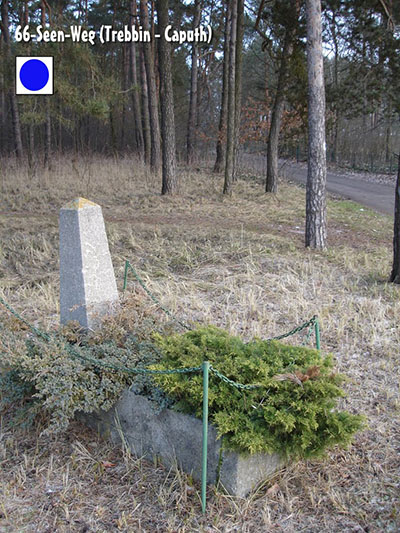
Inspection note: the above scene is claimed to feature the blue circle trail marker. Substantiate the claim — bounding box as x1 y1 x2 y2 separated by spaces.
20 59 49 91
16 56 54 95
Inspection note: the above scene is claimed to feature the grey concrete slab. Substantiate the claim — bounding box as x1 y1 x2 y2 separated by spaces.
79 390 284 498
59 198 119 329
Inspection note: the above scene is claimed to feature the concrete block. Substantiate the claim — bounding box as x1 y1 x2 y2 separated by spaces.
59 198 119 329
79 390 284 498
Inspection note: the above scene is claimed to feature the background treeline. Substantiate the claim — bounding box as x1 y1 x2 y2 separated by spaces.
1 0 400 174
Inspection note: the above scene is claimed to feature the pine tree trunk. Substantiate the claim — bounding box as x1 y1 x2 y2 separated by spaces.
195 66 202 135
139 45 151 166
130 42 144 155
186 0 201 166
0 35 6 152
390 154 400 283
140 0 161 173
121 43 129 151
58 99 63 154
233 0 244 181
28 124 34 168
330 7 339 164
305 0 327 249
130 1 144 156
213 1 231 174
223 0 238 195
109 107 117 155
266 33 294 193
385 99 392 164
44 97 51 168
1 0 23 159
157 0 178 195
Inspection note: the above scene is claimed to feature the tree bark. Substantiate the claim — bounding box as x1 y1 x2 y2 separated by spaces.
233 0 244 181
157 0 178 195
44 97 51 168
330 7 339 164
28 124 34 167
305 0 327 249
266 20 296 192
266 0 299 192
1 0 23 159
139 44 151 166
140 0 161 173
121 43 129 150
57 99 63 154
214 1 231 173
109 107 117 155
186 0 201 166
130 0 144 156
0 33 6 152
385 99 392 164
223 0 238 195
390 153 400 283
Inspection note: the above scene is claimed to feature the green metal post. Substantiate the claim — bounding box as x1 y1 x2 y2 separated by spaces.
123 261 129 291
315 317 321 350
201 361 210 514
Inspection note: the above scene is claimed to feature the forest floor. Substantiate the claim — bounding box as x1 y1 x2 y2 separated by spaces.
0 156 399 532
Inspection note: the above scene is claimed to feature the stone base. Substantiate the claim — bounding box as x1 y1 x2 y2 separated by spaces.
79 390 284 498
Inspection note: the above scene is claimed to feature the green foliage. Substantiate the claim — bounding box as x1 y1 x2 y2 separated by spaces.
1 296 363 458
151 326 365 459
0 333 153 434
0 293 173 433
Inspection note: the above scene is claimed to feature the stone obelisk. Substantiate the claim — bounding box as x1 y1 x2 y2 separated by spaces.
59 198 119 329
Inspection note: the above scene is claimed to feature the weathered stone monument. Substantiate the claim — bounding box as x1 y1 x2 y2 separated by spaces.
59 198 119 329
61 198 283 497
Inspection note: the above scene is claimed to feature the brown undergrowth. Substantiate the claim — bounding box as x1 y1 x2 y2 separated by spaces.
0 155 398 532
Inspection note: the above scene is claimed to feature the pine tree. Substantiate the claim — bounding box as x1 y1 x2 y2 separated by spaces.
157 0 178 195
305 0 327 249
186 0 201 165
140 0 161 173
390 153 400 283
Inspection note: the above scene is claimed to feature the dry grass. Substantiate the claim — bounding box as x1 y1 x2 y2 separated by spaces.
0 155 399 532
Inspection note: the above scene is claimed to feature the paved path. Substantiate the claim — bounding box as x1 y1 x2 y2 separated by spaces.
282 162 394 216
239 154 394 216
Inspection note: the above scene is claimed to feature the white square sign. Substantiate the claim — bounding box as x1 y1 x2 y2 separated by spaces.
16 56 54 95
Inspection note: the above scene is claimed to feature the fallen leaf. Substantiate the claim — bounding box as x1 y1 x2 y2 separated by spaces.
101 461 116 468
266 483 280 496
273 373 303 386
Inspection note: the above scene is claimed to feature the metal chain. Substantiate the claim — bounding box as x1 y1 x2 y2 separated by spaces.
124 261 317 343
209 365 262 391
267 315 317 341
40 337 202 376
0 295 51 342
301 322 315 346
124 261 191 331
0 297 317 385
0 295 200 376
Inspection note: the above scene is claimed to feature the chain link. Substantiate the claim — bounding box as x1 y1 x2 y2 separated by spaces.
124 261 317 343
267 315 317 341
0 295 200 376
0 296 318 387
301 322 315 346
40 336 202 376
0 295 51 342
209 365 262 391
